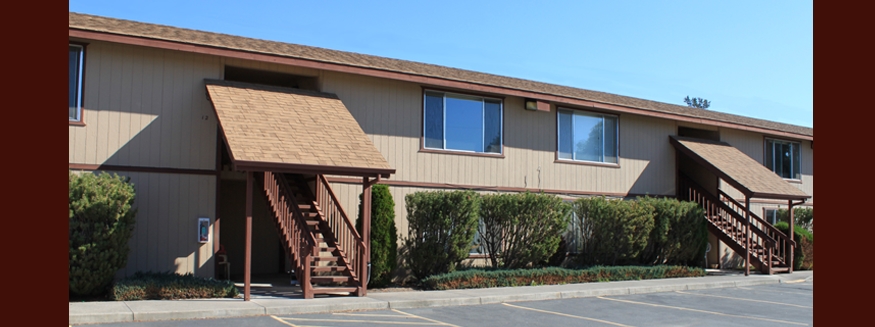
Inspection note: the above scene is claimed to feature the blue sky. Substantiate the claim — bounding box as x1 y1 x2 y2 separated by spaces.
69 1 813 128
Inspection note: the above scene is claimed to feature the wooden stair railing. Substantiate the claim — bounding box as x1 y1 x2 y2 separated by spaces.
313 174 367 295
259 171 318 298
717 190 796 270
678 174 786 274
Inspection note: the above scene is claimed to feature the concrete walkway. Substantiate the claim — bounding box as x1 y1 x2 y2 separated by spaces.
69 270 813 325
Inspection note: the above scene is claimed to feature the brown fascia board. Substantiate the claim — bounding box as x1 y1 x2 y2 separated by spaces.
69 28 812 141
749 192 811 201
232 160 395 178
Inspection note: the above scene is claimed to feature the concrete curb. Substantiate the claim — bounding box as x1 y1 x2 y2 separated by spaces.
69 276 786 325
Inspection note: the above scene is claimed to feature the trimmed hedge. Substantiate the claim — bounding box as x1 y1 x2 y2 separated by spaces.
571 197 655 266
422 265 705 290
403 191 480 281
478 192 570 269
110 272 239 301
774 222 813 270
638 197 708 266
69 171 137 297
356 184 398 288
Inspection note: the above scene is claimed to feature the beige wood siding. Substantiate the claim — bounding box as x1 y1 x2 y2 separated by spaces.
719 129 813 203
320 72 677 196
69 41 221 170
96 171 217 278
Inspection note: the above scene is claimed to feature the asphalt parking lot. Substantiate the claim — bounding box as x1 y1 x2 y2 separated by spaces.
86 281 813 326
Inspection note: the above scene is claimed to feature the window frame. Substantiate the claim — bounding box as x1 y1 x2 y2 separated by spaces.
764 137 802 181
762 207 780 225
555 107 620 166
69 42 87 126
420 88 505 157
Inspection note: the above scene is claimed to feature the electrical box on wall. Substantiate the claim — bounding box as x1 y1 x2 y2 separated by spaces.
198 217 210 243
524 99 550 112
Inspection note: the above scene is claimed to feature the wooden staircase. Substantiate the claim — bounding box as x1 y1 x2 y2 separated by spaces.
679 174 795 274
259 172 367 298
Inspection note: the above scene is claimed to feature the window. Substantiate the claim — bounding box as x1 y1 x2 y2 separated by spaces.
557 109 618 163
69 44 84 121
763 208 779 225
423 91 502 154
765 138 801 180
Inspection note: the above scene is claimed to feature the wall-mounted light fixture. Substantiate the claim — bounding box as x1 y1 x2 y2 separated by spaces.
524 99 550 112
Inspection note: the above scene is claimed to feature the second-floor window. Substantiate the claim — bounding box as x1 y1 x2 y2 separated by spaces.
765 138 801 180
69 44 84 121
423 90 502 154
557 109 618 163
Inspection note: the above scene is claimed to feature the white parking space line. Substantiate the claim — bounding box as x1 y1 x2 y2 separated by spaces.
596 296 808 326
738 286 814 297
333 313 418 318
675 291 812 309
270 315 299 327
392 309 461 327
502 303 634 327
274 317 441 325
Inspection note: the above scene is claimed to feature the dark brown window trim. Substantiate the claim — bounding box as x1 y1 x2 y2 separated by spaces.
554 159 620 168
418 148 505 158
419 88 506 157
69 163 219 176
69 40 89 125
420 85 507 100
555 107 621 167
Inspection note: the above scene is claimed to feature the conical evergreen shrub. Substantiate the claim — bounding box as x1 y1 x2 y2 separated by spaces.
356 184 398 287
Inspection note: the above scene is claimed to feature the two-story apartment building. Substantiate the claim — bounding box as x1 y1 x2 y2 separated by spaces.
68 12 812 299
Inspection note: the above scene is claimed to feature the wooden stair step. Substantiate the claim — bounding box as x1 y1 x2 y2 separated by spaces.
311 266 348 273
310 276 354 283
312 256 340 262
311 286 358 294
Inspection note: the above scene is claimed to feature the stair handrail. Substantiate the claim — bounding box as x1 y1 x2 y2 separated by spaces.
717 190 796 249
679 174 777 254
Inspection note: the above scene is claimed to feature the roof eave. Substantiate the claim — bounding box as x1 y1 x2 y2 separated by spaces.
69 26 813 141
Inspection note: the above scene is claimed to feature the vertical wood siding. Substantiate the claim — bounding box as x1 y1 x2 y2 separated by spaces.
68 41 221 170
97 171 217 279
720 129 813 203
320 72 677 196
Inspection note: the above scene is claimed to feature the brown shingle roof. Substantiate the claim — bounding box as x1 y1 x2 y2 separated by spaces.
670 136 809 200
69 12 812 138
206 79 394 177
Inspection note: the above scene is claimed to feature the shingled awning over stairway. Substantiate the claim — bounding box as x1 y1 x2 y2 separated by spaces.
205 79 395 178
670 136 809 201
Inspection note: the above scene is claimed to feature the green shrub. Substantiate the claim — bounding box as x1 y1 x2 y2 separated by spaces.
774 222 812 270
571 197 655 266
638 197 708 266
69 171 137 297
777 207 813 233
478 192 570 269
422 265 705 290
356 184 398 288
402 191 480 281
110 272 239 300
